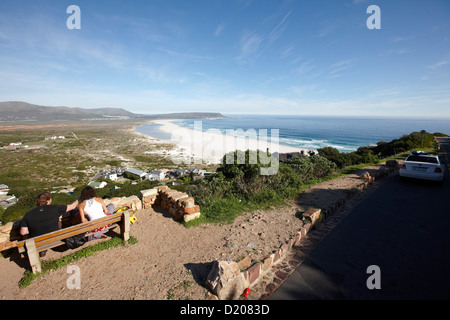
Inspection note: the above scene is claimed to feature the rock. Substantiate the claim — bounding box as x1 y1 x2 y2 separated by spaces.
140 188 158 198
0 222 13 233
140 189 158 209
183 211 201 223
171 192 189 202
110 197 126 209
237 256 252 270
247 262 261 284
261 256 273 273
183 205 200 215
133 199 142 211
156 185 169 192
360 171 375 183
206 261 248 300
302 208 321 225
180 197 195 208
386 160 399 168
168 207 177 217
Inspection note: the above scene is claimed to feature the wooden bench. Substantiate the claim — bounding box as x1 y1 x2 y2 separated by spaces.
16 210 132 274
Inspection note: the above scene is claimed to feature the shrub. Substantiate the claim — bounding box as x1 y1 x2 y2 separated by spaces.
284 155 336 179
318 132 440 169
317 147 352 168
186 150 338 225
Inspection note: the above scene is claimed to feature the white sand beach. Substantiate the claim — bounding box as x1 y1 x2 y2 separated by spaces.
137 120 313 165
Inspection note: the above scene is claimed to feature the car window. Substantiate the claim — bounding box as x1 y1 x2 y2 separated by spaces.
406 155 439 164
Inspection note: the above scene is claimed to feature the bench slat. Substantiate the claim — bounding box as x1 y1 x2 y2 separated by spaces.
39 222 122 251
18 224 120 256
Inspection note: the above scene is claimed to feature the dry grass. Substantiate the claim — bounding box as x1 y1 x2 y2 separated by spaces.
0 120 173 196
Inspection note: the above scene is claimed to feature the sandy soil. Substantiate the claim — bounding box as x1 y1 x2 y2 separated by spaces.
0 163 387 300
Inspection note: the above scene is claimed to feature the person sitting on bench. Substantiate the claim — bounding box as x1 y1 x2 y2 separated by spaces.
19 192 79 256
78 186 111 241
20 192 79 238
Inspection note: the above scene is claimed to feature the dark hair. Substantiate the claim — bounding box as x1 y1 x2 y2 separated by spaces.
79 186 98 203
35 192 52 206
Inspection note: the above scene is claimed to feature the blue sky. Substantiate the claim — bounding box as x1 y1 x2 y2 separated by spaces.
0 0 449 117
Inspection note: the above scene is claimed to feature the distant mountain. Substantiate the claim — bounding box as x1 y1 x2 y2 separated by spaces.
143 112 225 120
0 101 225 121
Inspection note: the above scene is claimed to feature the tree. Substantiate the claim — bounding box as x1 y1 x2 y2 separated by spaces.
218 150 265 181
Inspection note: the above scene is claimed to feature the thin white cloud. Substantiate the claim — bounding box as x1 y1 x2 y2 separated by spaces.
237 10 292 62
267 10 292 45
369 88 404 97
381 48 411 56
352 0 369 4
328 59 354 77
390 35 415 43
237 30 264 61
428 60 449 70
294 60 315 77
214 24 225 37
290 84 323 96
280 41 296 59
316 21 340 38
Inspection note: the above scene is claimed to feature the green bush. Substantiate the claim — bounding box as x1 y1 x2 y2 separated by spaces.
371 131 435 157
317 132 441 170
185 150 338 225
1 192 40 223
316 147 351 169
283 155 336 179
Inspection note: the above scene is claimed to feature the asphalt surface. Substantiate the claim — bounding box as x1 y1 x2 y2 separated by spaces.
271 138 450 300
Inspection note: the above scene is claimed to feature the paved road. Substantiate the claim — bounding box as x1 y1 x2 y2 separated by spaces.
271 138 450 300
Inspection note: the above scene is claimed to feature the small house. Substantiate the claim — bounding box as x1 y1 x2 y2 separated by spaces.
125 168 148 179
88 181 107 189
0 184 9 196
146 170 166 181
106 173 118 181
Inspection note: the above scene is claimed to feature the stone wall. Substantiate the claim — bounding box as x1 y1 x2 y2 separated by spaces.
152 185 201 223
205 219 314 300
0 221 21 251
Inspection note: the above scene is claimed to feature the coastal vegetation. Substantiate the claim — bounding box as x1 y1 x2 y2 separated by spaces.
0 121 173 222
0 123 446 226
317 131 443 169
184 150 337 225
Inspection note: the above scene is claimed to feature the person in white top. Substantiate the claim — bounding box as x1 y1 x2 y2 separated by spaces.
78 186 110 239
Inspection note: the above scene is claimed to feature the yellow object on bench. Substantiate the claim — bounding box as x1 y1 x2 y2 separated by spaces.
115 206 130 213
16 209 132 274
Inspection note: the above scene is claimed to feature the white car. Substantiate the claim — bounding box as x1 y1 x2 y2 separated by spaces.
399 151 445 183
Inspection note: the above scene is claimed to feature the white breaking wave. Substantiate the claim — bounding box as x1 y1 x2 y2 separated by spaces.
278 137 357 152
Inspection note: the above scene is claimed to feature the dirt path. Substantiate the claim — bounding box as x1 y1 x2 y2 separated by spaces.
0 163 392 300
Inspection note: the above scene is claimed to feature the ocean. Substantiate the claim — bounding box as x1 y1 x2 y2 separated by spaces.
136 115 450 153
